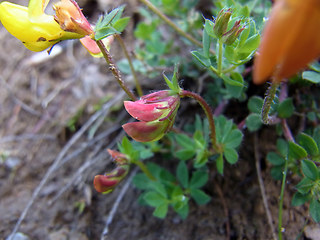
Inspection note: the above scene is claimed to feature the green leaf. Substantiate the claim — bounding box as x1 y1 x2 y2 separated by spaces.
224 129 243 148
194 150 208 168
314 127 320 151
237 33 260 54
291 192 310 206
277 139 288 157
134 22 156 40
310 199 320 222
175 134 194 149
216 154 224 175
153 203 169 218
177 161 189 188
163 73 174 90
191 51 211 67
225 45 235 62
309 61 320 72
289 141 308 159
190 170 208 189
301 159 319 181
151 182 168 197
238 23 250 47
144 191 167 207
221 74 244 87
297 133 319 156
190 188 211 205
95 5 125 30
277 98 294 118
94 6 127 40
248 96 263 114
146 162 163 179
113 17 130 32
202 27 211 58
246 113 262 132
176 149 195 161
271 166 283 180
267 152 285 166
176 202 189 219
302 71 320 84
133 173 151 190
224 147 238 164
194 130 206 147
296 177 314 194
204 19 215 38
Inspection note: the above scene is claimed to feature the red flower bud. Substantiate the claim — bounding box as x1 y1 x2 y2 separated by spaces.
221 20 245 45
93 149 130 194
123 90 180 142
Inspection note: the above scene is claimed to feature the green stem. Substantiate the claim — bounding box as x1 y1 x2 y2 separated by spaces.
96 40 137 101
115 35 143 97
133 160 156 181
180 90 217 150
139 0 204 49
278 153 288 240
217 38 223 76
209 65 219 76
261 80 280 124
222 64 238 74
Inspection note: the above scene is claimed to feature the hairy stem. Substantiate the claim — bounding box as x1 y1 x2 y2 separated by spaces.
180 90 217 150
261 80 280 124
96 40 137 101
115 35 143 97
139 0 204 49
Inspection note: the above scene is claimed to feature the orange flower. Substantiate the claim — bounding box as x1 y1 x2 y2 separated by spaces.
53 0 93 36
253 0 320 84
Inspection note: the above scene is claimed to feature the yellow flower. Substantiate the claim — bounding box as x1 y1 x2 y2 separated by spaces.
253 0 320 84
0 0 85 51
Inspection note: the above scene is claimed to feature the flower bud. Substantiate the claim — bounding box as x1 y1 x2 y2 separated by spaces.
93 150 129 194
53 0 93 36
213 8 232 38
221 20 245 45
122 90 180 142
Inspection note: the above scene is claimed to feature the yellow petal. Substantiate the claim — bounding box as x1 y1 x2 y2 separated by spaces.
28 0 48 19
0 1 82 51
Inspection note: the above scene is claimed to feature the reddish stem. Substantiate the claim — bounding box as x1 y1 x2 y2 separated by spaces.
180 90 217 150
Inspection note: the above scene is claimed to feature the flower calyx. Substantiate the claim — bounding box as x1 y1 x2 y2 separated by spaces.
53 0 93 36
221 20 245 45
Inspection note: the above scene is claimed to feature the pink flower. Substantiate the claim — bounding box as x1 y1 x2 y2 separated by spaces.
122 90 180 142
94 149 129 194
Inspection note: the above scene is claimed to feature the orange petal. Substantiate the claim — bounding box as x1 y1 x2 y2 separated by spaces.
253 0 320 84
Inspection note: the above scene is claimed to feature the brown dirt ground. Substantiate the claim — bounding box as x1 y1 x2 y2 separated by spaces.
0 0 318 240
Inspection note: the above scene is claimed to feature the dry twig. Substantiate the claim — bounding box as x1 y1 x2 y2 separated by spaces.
254 133 277 240
8 92 126 239
100 167 139 240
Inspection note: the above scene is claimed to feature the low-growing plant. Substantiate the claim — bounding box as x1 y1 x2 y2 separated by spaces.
1 0 320 239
